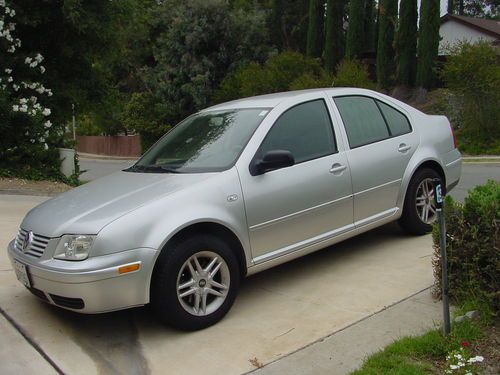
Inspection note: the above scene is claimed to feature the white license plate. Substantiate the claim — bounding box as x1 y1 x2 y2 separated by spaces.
14 259 31 288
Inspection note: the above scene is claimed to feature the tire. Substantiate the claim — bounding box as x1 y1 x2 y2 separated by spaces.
151 234 240 331
399 168 442 235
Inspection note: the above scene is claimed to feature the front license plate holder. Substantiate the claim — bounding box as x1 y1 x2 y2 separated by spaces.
14 259 31 288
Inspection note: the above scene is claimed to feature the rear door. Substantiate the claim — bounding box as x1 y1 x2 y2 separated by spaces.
331 95 419 225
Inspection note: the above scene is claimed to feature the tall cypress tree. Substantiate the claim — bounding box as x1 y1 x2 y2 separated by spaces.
345 0 365 59
270 0 285 51
376 0 398 88
306 0 325 58
416 0 440 88
395 0 417 86
324 0 346 71
363 0 376 53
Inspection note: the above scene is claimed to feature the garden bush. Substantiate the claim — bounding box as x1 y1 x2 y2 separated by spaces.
213 51 332 103
432 180 500 312
441 42 500 155
332 60 376 89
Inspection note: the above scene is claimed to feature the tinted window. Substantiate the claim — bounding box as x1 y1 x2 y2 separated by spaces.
377 101 412 136
259 100 336 163
334 96 389 148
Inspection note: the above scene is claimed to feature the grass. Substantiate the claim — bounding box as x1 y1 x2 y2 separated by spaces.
351 300 491 374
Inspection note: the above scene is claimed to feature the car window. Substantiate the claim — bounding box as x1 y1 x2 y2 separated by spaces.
259 99 337 164
377 101 412 136
334 96 390 148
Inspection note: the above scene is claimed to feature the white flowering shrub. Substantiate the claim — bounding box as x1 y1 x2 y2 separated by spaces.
445 346 484 375
0 0 64 180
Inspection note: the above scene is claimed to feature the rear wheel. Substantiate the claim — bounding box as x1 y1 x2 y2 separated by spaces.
151 235 240 331
399 168 442 235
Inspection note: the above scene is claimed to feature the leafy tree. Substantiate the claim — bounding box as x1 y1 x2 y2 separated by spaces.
376 0 398 88
214 51 332 102
451 0 500 18
306 0 325 58
416 0 440 89
13 0 142 129
345 0 365 59
324 0 346 72
395 0 417 86
134 0 272 145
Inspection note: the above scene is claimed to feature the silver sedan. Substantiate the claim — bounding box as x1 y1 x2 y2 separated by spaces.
8 88 461 330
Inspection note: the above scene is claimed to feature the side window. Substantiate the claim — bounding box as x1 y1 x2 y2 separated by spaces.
259 99 337 163
334 96 390 148
377 101 412 136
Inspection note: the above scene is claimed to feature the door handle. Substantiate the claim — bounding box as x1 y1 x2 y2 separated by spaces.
329 163 347 174
398 143 412 153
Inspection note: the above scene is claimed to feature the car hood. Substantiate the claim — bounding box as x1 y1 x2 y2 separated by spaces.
21 171 214 237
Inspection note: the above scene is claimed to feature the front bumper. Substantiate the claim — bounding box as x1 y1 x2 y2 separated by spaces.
8 240 157 313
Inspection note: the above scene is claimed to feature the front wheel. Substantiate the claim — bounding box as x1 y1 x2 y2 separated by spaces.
151 235 240 331
399 168 442 235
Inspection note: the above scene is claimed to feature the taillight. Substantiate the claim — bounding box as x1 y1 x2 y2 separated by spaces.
450 123 457 149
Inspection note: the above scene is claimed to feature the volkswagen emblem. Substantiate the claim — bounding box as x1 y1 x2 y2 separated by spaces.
22 231 33 252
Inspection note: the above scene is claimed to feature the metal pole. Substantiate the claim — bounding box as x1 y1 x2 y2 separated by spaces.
72 103 76 141
433 178 451 335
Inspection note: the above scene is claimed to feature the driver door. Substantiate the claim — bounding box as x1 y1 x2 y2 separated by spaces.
237 99 354 262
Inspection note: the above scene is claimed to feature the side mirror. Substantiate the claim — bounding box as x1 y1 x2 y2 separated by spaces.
250 150 295 176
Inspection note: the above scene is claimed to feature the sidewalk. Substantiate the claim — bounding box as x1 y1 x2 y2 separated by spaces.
252 287 443 375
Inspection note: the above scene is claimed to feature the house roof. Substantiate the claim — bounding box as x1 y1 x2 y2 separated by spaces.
441 14 500 39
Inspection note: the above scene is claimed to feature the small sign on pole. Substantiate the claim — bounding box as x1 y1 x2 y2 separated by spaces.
433 178 451 335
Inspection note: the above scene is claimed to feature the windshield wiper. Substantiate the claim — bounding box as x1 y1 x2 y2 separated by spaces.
124 164 181 173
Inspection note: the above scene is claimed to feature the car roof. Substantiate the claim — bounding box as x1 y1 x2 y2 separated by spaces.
202 87 423 117
203 88 374 111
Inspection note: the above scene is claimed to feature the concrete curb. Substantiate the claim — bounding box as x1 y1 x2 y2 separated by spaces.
0 189 61 197
251 287 443 375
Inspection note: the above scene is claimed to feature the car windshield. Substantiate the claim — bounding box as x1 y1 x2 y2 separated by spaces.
127 108 270 173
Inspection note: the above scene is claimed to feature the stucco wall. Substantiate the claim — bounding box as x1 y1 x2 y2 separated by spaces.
439 20 496 55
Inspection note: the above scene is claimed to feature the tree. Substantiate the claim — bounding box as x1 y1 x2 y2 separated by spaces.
306 0 325 58
376 0 398 88
416 0 440 88
395 0 418 86
324 0 346 71
345 0 365 59
363 0 376 53
451 0 500 18
269 0 310 52
136 0 272 146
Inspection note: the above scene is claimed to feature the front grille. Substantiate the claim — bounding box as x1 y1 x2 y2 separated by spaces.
49 294 85 310
15 228 50 258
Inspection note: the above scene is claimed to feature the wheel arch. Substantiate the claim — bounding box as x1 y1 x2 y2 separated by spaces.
399 158 446 210
153 221 248 280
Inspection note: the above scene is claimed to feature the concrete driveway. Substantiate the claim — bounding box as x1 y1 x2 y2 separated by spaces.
0 195 435 375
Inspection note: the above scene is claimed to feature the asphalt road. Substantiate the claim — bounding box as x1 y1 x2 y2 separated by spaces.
80 157 500 202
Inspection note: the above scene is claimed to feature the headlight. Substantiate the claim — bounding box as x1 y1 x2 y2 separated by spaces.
54 235 95 261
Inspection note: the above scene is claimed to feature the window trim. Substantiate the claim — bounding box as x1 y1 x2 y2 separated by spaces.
332 95 413 150
250 98 339 173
